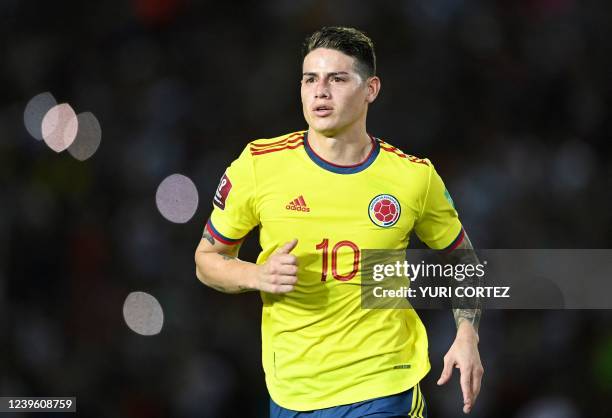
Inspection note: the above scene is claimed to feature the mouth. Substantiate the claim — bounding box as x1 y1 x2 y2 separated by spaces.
312 105 333 117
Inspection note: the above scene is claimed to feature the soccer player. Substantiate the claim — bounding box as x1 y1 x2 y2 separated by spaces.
195 26 483 417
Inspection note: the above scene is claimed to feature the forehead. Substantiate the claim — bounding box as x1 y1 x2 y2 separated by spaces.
302 48 357 73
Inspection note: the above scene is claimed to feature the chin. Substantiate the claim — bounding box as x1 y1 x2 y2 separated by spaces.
309 120 340 137
312 127 339 137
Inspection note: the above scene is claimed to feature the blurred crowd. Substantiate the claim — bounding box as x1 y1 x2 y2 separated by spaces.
1 0 611 417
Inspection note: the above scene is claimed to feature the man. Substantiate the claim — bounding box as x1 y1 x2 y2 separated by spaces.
195 26 483 417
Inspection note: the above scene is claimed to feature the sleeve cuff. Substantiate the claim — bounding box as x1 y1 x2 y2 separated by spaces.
441 227 465 252
205 219 245 245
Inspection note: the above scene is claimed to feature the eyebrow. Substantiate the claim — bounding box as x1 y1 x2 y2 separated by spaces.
302 71 350 77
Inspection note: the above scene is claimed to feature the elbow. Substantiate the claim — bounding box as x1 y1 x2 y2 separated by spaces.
194 252 209 284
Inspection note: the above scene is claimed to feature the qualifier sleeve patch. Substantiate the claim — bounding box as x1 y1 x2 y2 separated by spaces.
213 173 232 209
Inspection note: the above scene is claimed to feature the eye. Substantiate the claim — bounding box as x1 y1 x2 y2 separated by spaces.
303 77 315 84
331 76 346 82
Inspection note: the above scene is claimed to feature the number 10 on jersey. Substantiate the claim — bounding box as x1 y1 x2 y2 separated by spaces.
315 239 360 282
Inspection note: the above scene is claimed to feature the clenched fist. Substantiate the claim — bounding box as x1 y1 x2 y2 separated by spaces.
255 239 299 293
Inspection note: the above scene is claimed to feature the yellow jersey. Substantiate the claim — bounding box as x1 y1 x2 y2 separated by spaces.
207 130 463 410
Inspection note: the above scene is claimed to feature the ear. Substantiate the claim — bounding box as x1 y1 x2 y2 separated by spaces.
366 76 381 104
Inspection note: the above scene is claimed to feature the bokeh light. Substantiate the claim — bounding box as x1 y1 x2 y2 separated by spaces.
41 103 78 152
155 174 199 223
23 92 57 140
122 291 164 336
67 112 102 161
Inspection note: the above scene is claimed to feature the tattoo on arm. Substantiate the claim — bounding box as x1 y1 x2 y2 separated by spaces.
198 229 250 293
209 280 251 294
207 253 252 293
454 307 481 332
439 231 482 332
202 229 215 245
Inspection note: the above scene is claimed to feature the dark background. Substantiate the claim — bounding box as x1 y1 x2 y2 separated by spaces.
1 0 611 417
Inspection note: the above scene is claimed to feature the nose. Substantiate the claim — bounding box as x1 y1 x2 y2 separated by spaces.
315 80 330 99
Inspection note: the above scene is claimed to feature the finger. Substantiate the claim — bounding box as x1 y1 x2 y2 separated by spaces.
275 274 298 285
275 239 298 254
471 366 483 402
275 253 298 266
265 260 296 277
264 272 297 285
265 283 295 294
276 264 298 276
460 366 473 412
437 356 454 385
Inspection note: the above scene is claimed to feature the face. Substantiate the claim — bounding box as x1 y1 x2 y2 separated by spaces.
301 48 379 137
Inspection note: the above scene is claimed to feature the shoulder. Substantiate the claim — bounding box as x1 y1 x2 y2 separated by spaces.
375 137 436 195
376 137 432 171
229 131 305 178
247 130 306 156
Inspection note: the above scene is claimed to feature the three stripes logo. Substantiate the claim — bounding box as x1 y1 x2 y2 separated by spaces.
286 195 310 212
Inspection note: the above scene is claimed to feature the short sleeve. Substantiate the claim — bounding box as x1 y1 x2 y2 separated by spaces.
414 161 463 250
207 146 258 244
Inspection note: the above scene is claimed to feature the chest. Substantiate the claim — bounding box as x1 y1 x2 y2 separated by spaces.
255 169 422 248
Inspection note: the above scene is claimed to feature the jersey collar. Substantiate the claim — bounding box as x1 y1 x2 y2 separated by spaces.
303 131 380 174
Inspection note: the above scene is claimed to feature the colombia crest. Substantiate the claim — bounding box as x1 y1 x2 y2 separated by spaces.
368 194 401 228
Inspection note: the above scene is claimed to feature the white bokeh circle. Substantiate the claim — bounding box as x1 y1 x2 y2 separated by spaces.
41 103 78 152
24 92 57 141
123 291 164 336
67 112 102 161
155 174 199 223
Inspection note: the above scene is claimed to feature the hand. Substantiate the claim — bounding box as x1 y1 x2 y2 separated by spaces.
437 322 484 414
255 239 299 293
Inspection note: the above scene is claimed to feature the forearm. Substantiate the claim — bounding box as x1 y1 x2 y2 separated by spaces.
439 230 482 332
195 250 258 293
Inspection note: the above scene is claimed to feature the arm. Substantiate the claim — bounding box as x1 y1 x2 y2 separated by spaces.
195 225 299 294
445 231 482 333
436 230 484 414
194 227 254 293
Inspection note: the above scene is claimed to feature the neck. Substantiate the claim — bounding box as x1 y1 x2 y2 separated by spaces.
307 125 373 166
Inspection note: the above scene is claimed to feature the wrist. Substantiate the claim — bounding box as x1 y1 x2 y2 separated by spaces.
456 320 479 344
245 263 261 291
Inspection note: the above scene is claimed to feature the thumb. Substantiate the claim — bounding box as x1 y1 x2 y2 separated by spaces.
275 239 298 254
437 357 454 386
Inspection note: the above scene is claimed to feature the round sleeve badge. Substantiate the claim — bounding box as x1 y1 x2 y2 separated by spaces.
368 194 401 227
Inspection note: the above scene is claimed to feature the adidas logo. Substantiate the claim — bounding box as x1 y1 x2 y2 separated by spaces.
286 195 310 212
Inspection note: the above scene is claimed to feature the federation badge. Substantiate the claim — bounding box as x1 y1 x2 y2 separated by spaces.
368 194 401 227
